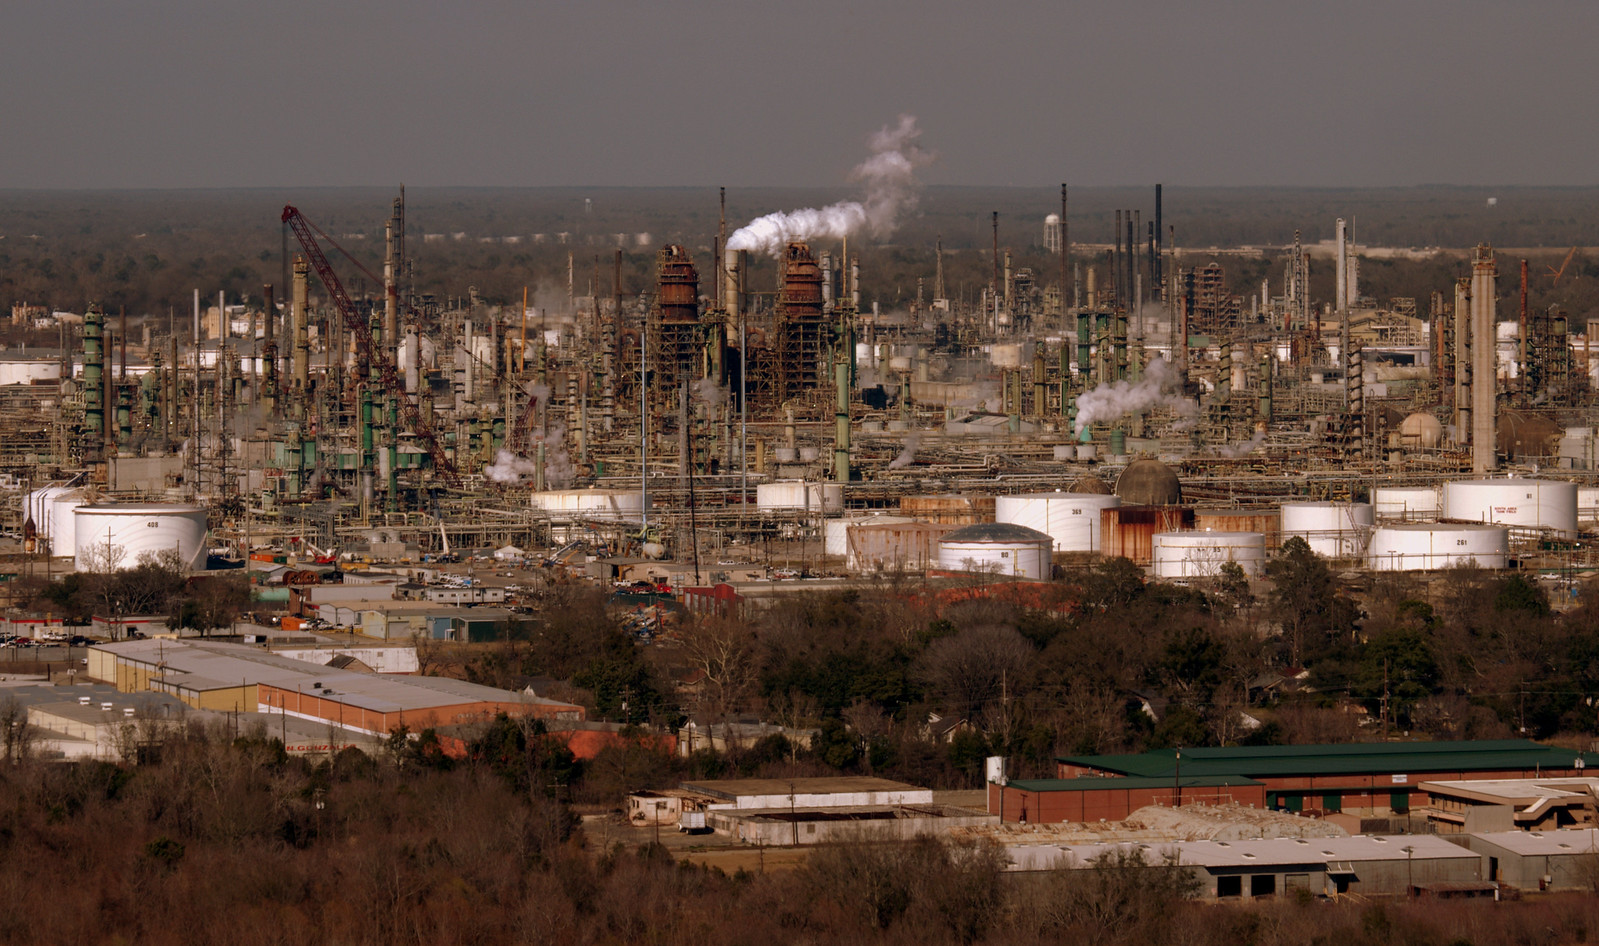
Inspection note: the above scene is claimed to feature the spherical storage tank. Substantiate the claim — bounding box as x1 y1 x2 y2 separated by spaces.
1368 523 1508 571
756 481 844 516
1151 531 1266 579
937 523 1052 579
1442 478 1577 538
1114 459 1182 506
73 503 208 571
1372 486 1440 522
995 492 1120 552
1280 501 1374 557
532 489 646 520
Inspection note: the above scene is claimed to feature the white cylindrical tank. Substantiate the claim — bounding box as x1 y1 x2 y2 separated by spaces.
73 503 209 571
1368 523 1509 571
1580 487 1599 527
937 523 1052 579
1442 478 1578 538
756 481 844 516
1151 531 1266 579
995 493 1120 553
532 488 646 520
0 360 64 386
823 514 918 557
1280 501 1374 556
1372 487 1441 522
27 486 90 558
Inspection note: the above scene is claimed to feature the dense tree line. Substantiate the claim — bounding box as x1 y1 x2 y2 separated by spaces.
2 722 1598 945
420 548 1599 794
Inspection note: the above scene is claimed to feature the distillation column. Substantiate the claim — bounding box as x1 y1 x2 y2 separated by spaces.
1470 245 1497 473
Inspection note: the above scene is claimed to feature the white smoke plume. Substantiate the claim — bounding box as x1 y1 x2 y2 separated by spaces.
888 433 922 470
538 423 576 488
484 449 538 484
482 423 575 488
726 114 932 257
693 376 726 408
1073 357 1197 437
1214 430 1266 458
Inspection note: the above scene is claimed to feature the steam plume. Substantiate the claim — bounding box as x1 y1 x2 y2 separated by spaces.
888 433 922 470
1073 357 1197 437
726 115 932 257
484 449 538 484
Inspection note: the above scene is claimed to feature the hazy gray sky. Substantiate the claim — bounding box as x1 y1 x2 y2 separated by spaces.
5 0 1596 188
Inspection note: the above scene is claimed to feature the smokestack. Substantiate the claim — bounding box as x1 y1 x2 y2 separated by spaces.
384 205 399 353
1453 277 1471 444
1154 184 1163 293
291 255 310 397
1060 184 1070 325
1335 218 1348 316
1471 245 1497 473
1114 210 1123 305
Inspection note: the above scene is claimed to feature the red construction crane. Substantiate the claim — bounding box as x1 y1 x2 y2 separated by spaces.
281 205 459 483
1549 246 1579 284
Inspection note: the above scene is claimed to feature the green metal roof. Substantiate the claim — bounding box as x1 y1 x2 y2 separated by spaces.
1057 740 1599 780
1007 775 1263 793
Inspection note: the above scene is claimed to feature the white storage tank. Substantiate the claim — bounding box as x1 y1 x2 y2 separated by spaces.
1368 523 1509 571
1151 531 1266 579
936 523 1052 580
73 503 209 571
26 486 90 558
1280 501 1374 557
1372 487 1441 522
823 514 918 557
532 488 646 520
1581 487 1599 528
1441 477 1578 538
756 481 844 516
995 492 1120 553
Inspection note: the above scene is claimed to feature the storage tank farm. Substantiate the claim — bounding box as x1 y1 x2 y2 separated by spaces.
14 183 1599 587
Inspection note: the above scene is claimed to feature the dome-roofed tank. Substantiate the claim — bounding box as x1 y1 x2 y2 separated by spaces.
1114 459 1182 506
937 523 1053 580
1071 474 1113 495
1497 411 1563 459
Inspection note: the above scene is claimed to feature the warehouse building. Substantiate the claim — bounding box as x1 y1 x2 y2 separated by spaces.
1007 834 1484 899
1056 741 1599 816
1422 778 1599 833
1461 829 1599 890
88 639 582 735
988 776 1266 823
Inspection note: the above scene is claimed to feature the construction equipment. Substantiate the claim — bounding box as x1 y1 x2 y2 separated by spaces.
281 205 460 483
1549 246 1579 284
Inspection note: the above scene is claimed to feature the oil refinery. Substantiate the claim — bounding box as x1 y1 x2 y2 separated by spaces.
3 176 1598 605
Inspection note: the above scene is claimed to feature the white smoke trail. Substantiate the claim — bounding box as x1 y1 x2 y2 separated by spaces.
1073 357 1197 437
1214 430 1266 458
693 376 726 407
726 115 932 257
888 433 922 470
484 449 538 484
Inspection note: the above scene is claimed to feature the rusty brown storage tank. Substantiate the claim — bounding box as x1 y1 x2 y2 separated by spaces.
847 521 957 572
656 244 700 323
1114 458 1182 506
1070 474 1113 495
899 494 997 525
1100 505 1195 564
1194 506 1281 550
780 242 825 320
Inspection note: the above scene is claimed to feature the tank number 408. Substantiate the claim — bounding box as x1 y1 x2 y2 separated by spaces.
146 521 160 528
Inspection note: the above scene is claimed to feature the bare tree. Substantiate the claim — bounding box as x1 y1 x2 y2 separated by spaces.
915 624 1034 730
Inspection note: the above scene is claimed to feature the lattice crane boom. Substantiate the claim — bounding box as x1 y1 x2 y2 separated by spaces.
281 204 459 483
